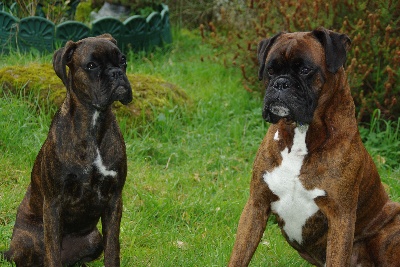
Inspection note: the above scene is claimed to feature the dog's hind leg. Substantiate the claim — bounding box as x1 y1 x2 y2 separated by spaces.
367 214 400 267
3 189 45 267
3 226 44 267
61 228 104 266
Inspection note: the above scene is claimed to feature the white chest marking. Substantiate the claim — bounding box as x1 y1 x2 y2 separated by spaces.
94 148 117 177
263 127 325 244
92 111 99 127
274 130 279 140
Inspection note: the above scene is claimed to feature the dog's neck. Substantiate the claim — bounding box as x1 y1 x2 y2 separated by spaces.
306 70 359 153
60 90 113 143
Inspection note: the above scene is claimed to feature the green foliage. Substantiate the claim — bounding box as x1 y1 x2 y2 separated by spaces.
104 0 163 17
200 0 400 122
165 0 215 29
0 63 65 110
109 0 162 8
360 109 400 169
3 0 76 23
75 0 92 23
0 89 54 167
3 0 164 24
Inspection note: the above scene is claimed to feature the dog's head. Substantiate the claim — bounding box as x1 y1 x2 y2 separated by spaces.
257 27 351 124
53 34 133 110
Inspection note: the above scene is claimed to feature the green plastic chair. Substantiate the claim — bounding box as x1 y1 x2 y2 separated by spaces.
146 12 162 49
18 16 55 53
91 16 124 48
0 11 19 53
55 21 90 46
122 15 149 53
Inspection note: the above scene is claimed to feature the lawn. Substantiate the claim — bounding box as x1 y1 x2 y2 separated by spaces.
0 29 399 266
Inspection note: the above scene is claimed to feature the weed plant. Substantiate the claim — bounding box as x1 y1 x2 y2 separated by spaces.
360 109 400 170
0 29 399 266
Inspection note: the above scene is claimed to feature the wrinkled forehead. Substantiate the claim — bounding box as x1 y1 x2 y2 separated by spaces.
267 32 325 66
74 38 122 61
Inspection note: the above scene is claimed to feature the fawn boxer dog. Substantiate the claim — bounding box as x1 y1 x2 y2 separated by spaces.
2 34 132 266
228 27 400 266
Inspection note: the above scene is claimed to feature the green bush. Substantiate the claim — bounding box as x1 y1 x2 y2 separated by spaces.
200 0 399 122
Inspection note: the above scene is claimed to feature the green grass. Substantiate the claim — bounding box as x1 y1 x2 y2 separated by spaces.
1 29 399 266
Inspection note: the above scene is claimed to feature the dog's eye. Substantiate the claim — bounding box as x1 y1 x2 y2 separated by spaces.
267 68 274 76
87 62 97 70
300 67 311 75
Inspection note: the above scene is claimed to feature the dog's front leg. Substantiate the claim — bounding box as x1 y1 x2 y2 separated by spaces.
324 212 356 266
43 196 63 267
228 191 270 267
102 194 123 267
319 175 359 266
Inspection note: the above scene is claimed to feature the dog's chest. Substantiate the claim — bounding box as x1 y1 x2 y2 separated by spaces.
63 148 119 208
263 127 326 244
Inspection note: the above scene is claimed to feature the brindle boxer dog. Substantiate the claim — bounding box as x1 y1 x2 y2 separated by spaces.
228 27 400 266
2 34 132 266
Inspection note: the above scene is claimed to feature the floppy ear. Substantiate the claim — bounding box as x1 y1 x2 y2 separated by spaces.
257 32 282 80
312 27 351 74
95 33 117 45
52 41 78 87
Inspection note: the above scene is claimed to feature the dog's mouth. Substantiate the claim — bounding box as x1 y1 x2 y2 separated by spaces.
269 103 290 117
263 101 294 124
119 97 132 105
114 85 133 105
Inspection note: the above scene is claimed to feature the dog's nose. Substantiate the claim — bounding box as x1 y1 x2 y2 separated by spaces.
273 78 291 90
110 69 123 80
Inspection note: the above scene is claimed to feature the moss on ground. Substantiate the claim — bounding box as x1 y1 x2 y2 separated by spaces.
0 63 189 125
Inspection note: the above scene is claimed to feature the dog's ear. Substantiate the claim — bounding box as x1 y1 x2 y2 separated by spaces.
95 33 117 45
257 32 282 80
312 27 351 74
53 41 78 87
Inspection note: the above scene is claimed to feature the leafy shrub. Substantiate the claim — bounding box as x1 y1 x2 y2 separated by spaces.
200 0 399 122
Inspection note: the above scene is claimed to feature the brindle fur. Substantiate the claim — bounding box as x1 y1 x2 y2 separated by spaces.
3 34 132 267
228 27 400 267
